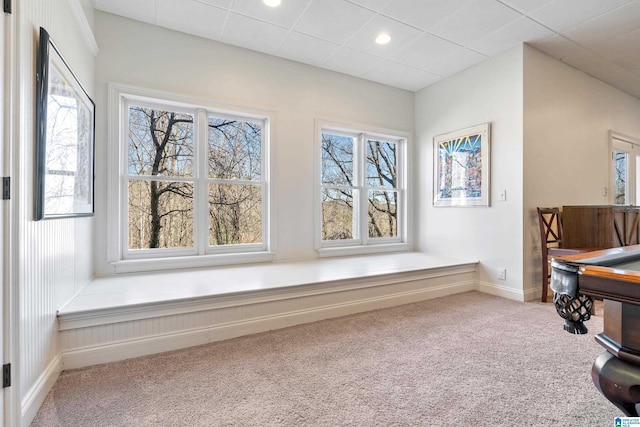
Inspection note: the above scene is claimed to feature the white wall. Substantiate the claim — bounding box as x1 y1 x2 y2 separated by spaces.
14 0 95 425
522 45 640 298
93 12 415 276
415 46 524 300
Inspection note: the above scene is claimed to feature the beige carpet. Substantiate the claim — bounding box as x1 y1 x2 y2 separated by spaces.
32 291 620 426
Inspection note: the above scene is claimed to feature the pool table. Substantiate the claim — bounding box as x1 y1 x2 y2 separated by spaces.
550 244 640 416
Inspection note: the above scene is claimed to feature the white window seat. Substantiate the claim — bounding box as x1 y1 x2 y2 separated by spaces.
57 252 478 369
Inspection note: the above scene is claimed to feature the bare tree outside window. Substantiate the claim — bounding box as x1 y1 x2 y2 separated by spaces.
208 117 263 246
614 150 627 204
128 106 194 249
127 107 264 251
321 132 400 243
366 139 397 238
321 133 355 240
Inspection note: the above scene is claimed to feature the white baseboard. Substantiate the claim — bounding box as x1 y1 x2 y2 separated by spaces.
21 354 62 427
477 280 526 301
62 280 475 370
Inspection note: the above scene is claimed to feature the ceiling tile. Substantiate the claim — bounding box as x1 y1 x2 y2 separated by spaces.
545 52 640 97
528 34 580 61
222 12 290 54
428 0 522 46
323 46 383 76
469 16 555 56
156 0 227 40
277 32 341 66
528 0 634 33
590 30 640 61
497 0 554 14
348 0 394 12
561 44 607 72
425 48 487 76
346 15 423 57
294 0 376 44
92 0 640 97
391 33 467 71
562 1 640 47
197 0 232 8
231 0 312 28
363 61 441 91
92 0 156 24
382 0 472 31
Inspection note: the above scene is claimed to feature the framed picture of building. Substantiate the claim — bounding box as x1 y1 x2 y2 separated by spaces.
433 123 490 207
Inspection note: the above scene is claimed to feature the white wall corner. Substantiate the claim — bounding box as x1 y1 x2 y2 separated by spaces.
67 0 99 56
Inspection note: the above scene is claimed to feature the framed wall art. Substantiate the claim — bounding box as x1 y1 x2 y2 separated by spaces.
433 123 490 207
35 27 95 220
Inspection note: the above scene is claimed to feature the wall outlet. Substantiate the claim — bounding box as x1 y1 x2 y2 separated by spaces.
498 268 507 280
499 190 507 202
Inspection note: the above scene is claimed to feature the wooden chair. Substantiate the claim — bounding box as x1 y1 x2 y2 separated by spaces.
537 207 589 302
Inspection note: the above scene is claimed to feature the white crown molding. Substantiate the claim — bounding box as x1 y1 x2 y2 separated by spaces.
67 0 99 56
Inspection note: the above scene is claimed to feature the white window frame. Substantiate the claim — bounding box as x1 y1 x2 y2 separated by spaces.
108 84 274 273
609 131 640 205
315 119 412 257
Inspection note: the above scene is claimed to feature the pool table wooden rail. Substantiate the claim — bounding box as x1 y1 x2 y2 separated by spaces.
552 244 640 305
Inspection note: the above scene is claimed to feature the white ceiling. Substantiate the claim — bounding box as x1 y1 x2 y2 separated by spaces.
92 0 640 97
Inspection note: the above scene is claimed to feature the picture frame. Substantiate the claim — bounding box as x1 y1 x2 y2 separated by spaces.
433 123 490 207
35 27 95 220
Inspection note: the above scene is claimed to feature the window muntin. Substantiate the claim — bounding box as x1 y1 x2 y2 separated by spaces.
319 125 406 251
120 96 269 262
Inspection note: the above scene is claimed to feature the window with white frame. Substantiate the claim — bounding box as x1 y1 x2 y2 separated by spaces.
317 121 410 255
109 86 271 272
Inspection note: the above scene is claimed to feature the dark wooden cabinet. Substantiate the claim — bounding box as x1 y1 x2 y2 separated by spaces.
562 205 640 249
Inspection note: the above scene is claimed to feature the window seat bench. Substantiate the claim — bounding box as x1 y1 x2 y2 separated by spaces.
57 252 478 369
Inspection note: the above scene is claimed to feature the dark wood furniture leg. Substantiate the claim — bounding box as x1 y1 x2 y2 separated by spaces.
592 300 640 415
592 351 640 416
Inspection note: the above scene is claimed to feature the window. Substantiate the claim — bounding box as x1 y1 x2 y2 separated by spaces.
316 120 410 256
610 132 640 206
109 85 272 272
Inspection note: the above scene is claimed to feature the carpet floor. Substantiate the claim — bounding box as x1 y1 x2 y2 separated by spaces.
31 291 620 426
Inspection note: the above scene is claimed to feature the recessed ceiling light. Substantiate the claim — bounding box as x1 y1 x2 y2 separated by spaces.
263 0 281 7
375 33 391 45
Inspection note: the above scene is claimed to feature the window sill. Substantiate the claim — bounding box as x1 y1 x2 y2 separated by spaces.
111 251 276 274
317 243 413 258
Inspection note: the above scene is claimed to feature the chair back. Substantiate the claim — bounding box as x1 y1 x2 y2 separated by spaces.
537 207 563 302
537 207 563 250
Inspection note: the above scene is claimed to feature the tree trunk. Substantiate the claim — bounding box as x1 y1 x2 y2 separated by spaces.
149 180 161 248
